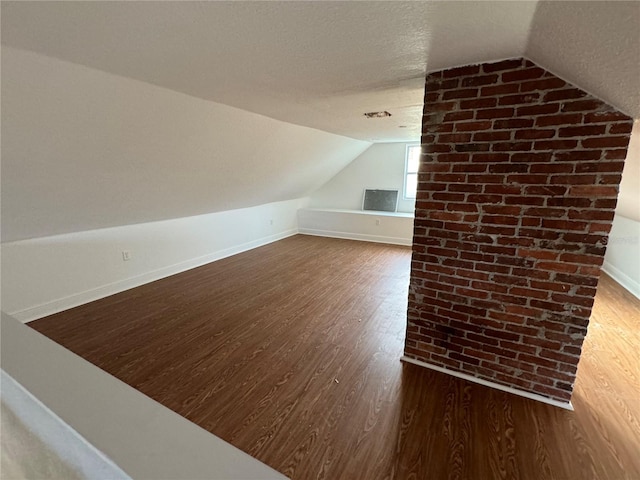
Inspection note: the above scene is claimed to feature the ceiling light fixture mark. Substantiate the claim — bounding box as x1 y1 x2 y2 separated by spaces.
364 111 392 118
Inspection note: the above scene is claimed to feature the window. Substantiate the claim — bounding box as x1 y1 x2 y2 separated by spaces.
404 144 421 199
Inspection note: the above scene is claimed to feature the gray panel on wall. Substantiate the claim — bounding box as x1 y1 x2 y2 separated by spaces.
362 189 399 212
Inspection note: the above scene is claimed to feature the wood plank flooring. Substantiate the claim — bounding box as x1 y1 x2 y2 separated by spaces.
30 235 640 479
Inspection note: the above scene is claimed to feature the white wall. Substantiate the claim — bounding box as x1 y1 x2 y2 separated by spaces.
298 209 414 246
603 120 640 298
2 371 130 479
615 120 640 222
604 215 640 299
1 46 370 242
308 143 417 214
2 198 307 322
527 1 639 119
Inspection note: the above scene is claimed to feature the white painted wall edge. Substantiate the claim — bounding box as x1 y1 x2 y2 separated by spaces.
602 261 640 300
400 356 574 411
299 229 412 247
302 208 414 218
1 370 131 479
297 208 414 247
1 313 287 480
10 229 297 323
602 213 640 300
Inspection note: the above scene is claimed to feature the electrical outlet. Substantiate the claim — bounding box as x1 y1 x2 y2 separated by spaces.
375 219 381 226
122 251 131 262
270 219 274 226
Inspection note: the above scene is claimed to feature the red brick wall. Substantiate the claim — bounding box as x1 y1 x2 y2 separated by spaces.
405 58 633 403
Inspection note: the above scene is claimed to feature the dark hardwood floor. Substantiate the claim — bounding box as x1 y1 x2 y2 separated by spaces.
30 235 640 479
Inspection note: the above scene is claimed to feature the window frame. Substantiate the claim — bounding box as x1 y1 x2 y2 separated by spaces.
403 143 421 200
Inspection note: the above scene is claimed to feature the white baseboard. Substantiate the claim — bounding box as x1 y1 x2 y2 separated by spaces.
602 261 640 300
298 228 412 246
400 355 574 411
11 229 298 323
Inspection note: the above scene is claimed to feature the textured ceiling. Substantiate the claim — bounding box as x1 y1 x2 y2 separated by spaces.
1 1 637 140
1 1 638 242
526 1 639 121
1 1 539 142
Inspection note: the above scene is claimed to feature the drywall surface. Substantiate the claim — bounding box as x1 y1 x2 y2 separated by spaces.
527 1 640 119
3 2 637 141
603 121 640 298
298 208 414 246
1 46 369 242
2 198 307 322
1 371 130 480
616 120 640 222
1 1 538 142
604 215 640 299
309 143 417 213
0 314 287 480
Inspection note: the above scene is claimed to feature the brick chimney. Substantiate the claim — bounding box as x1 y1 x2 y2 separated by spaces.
404 58 633 406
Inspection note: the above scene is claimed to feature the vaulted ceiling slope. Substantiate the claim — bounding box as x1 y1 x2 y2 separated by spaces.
2 1 638 242
526 1 639 121
1 1 539 143
0 47 370 242
2 1 637 143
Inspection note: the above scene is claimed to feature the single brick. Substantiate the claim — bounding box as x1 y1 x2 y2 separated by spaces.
481 83 520 97
442 64 481 78
438 133 473 143
473 131 512 142
558 125 606 137
482 58 525 73
569 186 618 197
543 88 587 102
455 120 493 132
462 74 500 87
494 118 534 129
535 114 582 127
584 111 631 123
608 123 633 134
498 93 540 106
519 77 567 92
443 88 480 100
476 107 516 119
517 103 560 116
582 136 630 148
604 149 628 159
515 129 557 140
444 111 474 122
553 150 603 161
471 153 510 162
561 99 605 112
455 143 490 152
491 141 533 151
460 98 498 110
501 67 546 83
534 139 579 150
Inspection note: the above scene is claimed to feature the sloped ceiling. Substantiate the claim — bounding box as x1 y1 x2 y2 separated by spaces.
1 1 539 142
0 47 370 242
526 1 639 120
3 1 636 142
2 1 638 242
